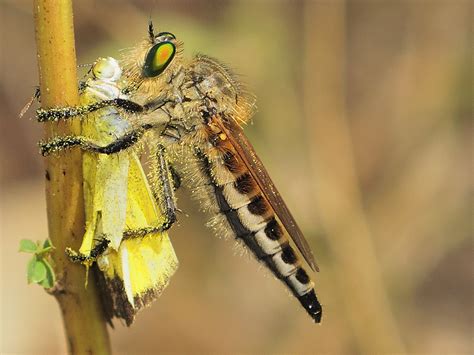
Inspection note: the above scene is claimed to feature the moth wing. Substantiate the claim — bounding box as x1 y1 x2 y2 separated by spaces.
80 144 129 255
79 91 129 255
218 118 318 272
80 152 101 256
96 154 178 325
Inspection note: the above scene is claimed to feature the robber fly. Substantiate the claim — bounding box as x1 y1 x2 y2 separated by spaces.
38 22 323 323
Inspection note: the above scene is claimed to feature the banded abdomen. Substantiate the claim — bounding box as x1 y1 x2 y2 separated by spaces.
183 119 322 323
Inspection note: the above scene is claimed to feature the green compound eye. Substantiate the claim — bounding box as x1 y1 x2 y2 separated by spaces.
143 41 176 77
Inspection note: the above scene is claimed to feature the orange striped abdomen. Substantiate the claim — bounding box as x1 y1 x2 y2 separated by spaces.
191 124 322 322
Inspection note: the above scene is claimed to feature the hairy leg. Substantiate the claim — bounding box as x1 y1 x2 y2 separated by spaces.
36 98 144 122
39 124 154 156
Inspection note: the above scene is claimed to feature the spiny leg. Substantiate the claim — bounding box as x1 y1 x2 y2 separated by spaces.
66 224 176 265
19 87 41 119
169 164 182 190
36 92 175 123
66 236 110 264
123 224 172 239
39 124 154 156
36 98 144 122
66 227 176 265
129 148 181 235
151 145 178 231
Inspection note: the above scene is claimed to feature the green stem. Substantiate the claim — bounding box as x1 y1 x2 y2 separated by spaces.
34 0 111 353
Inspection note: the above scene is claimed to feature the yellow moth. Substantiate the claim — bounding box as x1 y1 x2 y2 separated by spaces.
41 57 178 325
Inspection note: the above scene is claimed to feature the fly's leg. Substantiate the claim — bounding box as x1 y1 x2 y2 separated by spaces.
66 221 176 264
19 88 41 118
39 124 155 156
151 145 178 232
66 217 176 265
38 96 173 155
122 226 169 239
125 147 180 238
36 98 144 122
66 225 173 264
36 94 171 123
66 237 110 264
169 164 182 190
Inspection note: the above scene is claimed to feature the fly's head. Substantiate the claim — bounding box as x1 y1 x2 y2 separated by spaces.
143 31 178 78
122 23 183 96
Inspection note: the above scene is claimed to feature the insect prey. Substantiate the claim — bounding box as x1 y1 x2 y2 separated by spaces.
39 57 178 326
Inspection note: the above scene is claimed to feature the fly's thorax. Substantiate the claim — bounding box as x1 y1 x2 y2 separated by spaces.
185 55 256 124
144 56 256 146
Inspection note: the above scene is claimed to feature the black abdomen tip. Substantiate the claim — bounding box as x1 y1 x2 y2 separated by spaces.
298 289 322 323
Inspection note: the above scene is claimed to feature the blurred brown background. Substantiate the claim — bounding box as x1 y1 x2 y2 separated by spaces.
1 0 472 353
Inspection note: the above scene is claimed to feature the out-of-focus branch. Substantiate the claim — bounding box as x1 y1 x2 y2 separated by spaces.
303 1 404 352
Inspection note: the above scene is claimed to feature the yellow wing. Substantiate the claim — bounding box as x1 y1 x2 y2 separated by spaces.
96 154 178 326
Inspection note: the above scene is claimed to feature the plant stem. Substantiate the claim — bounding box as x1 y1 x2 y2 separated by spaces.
34 0 111 353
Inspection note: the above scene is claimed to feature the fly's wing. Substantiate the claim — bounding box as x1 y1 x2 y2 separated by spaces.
96 154 178 326
216 118 318 272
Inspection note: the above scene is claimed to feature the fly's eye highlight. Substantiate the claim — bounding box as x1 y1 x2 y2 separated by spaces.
143 41 176 78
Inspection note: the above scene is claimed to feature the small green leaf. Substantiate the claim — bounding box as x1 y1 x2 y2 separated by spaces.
27 256 37 284
37 246 52 255
43 239 53 249
42 260 56 287
30 259 47 284
39 277 51 288
36 239 54 255
19 239 38 253
40 266 55 288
